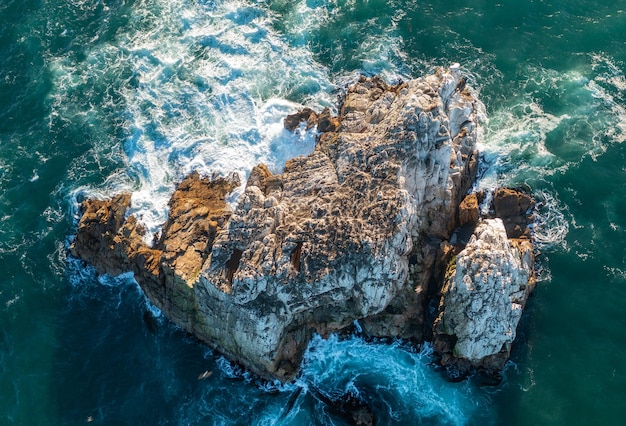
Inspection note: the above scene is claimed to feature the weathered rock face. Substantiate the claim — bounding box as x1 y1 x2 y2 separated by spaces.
433 189 536 376
71 67 526 382
71 172 241 333
493 187 535 238
458 193 479 227
71 192 134 277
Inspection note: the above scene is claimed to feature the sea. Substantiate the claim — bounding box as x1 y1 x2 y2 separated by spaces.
1 0 625 424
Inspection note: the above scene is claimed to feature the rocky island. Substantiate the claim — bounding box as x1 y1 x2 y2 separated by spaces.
71 66 536 382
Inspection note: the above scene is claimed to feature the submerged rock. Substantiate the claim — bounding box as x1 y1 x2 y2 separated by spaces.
309 386 376 426
71 67 535 381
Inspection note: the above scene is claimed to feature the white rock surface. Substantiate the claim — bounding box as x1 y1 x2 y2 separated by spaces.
434 219 534 368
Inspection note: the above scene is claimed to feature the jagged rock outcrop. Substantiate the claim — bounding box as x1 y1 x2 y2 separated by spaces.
70 67 537 382
433 189 536 376
71 172 241 332
493 187 535 238
458 193 479 226
283 107 319 131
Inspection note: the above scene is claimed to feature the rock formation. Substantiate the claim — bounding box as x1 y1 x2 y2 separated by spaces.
433 219 535 375
71 67 536 381
493 187 535 238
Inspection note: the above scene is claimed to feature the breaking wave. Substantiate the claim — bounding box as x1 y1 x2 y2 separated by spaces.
50 0 338 234
477 54 626 252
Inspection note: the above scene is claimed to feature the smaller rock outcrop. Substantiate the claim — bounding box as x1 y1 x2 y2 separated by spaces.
283 107 318 131
458 193 479 226
493 187 535 238
433 188 536 376
71 192 134 277
70 171 241 331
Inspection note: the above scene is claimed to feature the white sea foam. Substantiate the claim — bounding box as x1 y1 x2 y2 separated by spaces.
51 0 339 236
532 189 570 249
118 0 340 234
478 95 566 191
296 334 484 425
183 333 489 425
477 57 626 251
483 57 626 173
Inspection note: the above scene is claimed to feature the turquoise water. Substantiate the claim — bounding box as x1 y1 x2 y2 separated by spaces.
1 0 625 424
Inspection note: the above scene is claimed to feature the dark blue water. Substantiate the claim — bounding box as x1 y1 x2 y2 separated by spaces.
1 0 625 424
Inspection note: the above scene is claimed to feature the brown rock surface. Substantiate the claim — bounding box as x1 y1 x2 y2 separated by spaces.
493 187 535 238
458 193 479 226
71 172 240 329
283 107 318 131
70 192 134 276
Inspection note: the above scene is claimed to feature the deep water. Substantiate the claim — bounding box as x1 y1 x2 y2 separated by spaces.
1 0 625 424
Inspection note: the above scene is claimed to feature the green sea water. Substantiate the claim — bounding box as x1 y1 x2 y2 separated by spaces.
1 0 625 424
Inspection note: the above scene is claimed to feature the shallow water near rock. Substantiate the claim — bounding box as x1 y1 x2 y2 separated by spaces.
1 0 625 424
